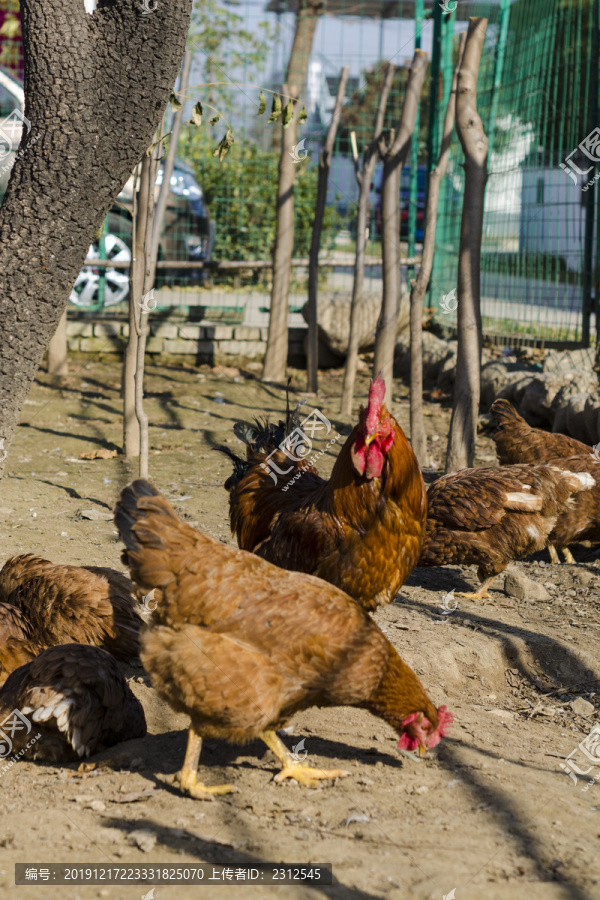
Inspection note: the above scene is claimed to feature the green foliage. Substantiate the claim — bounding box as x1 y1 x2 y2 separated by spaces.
184 134 340 267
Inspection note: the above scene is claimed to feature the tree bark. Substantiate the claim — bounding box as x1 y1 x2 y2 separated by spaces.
306 65 349 394
340 63 395 415
135 142 161 480
0 0 192 477
410 33 466 467
373 50 428 407
262 0 322 383
445 18 488 473
47 309 68 379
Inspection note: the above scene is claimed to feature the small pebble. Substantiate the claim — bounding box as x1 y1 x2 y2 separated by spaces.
571 697 595 718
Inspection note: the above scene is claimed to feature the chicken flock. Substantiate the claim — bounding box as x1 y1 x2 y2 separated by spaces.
0 376 597 801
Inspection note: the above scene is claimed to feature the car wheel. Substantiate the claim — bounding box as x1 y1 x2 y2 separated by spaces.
69 234 131 308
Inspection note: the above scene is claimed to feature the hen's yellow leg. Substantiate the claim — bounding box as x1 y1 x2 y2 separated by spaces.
261 729 349 787
456 576 495 601
562 547 576 564
176 727 237 799
548 543 560 565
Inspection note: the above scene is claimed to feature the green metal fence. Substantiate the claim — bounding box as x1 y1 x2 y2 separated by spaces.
429 0 599 347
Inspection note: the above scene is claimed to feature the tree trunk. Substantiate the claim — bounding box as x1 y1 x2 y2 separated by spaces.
340 63 395 415
410 33 466 467
445 18 488 473
262 0 322 383
47 309 68 379
150 51 192 271
0 0 192 477
307 65 349 394
373 50 428 407
135 142 161 480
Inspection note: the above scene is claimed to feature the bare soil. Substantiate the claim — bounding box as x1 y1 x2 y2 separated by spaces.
1 357 600 900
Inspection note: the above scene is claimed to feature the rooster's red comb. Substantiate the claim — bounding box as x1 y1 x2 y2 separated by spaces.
365 373 386 434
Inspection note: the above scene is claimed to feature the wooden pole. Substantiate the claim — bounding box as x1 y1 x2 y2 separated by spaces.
307 65 349 393
340 64 395 415
409 33 466 468
373 50 428 407
445 18 488 472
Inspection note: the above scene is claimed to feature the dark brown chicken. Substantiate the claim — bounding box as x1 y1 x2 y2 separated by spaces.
418 465 594 598
0 644 146 762
115 479 452 799
490 398 591 464
0 556 142 683
490 399 600 562
222 375 427 611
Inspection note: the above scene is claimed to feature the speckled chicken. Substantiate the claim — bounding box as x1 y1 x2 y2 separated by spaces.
221 375 427 611
0 644 146 762
115 479 452 799
0 555 142 683
491 399 600 562
418 465 594 598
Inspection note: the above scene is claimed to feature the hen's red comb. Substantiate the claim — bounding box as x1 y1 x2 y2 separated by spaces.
365 373 386 434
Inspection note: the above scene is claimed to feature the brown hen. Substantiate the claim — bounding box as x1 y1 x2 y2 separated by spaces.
418 465 594 598
115 479 452 799
490 399 600 562
222 375 427 611
0 644 146 762
0 556 142 682
490 398 590 464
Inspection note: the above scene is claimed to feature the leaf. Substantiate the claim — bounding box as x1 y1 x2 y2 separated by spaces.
210 114 220 126
257 91 266 115
212 129 235 162
298 106 307 125
268 94 282 123
169 93 182 112
190 101 203 126
0 15 20 39
282 100 294 129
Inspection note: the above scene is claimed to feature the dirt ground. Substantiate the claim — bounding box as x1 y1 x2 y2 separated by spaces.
1 356 600 900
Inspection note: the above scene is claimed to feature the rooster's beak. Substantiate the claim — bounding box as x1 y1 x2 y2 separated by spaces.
418 742 427 758
364 433 377 447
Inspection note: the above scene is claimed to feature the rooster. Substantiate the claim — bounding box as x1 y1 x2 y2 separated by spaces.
115 479 452 799
490 399 600 562
221 375 427 611
418 465 594 599
0 555 142 683
0 644 146 762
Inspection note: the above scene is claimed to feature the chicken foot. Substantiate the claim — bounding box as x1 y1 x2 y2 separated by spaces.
548 543 576 564
456 576 495 601
261 729 350 788
176 727 238 799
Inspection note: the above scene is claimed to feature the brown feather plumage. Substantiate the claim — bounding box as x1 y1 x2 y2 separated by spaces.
490 399 600 554
225 392 427 611
0 644 146 762
0 555 142 681
115 480 445 758
418 464 593 589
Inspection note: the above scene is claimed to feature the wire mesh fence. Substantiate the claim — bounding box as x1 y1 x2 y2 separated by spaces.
0 0 597 347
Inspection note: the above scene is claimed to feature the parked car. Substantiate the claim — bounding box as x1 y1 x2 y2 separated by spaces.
0 66 26 199
70 159 214 308
373 165 426 241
